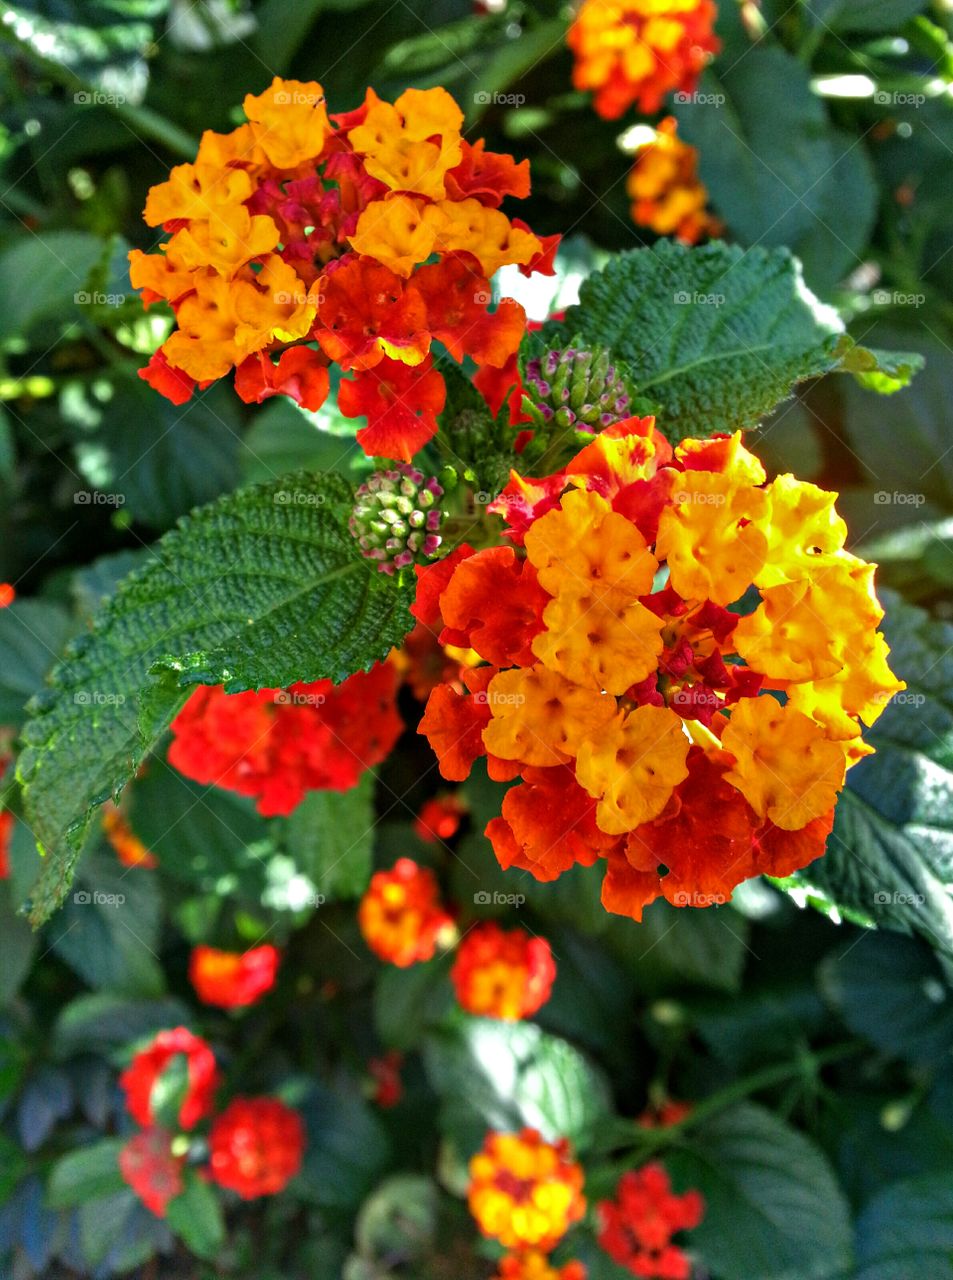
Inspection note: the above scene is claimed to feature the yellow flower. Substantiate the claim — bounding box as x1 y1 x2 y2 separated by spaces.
243 77 329 170
788 631 905 737
482 666 616 767
524 487 658 599
348 196 442 277
349 86 464 199
171 204 280 278
532 587 664 694
757 474 849 588
468 1129 586 1252
722 696 848 829
433 199 541 277
575 703 690 833
144 161 253 227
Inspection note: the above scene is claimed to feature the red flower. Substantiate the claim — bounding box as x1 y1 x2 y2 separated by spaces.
234 347 330 412
0 809 13 879
0 583 15 608
451 922 556 1020
208 1097 305 1198
315 256 429 371
437 545 550 667
138 349 198 406
339 355 446 461
167 665 402 817
119 1128 185 1217
189 944 281 1008
445 139 530 207
368 1050 404 1108
598 1163 704 1280
413 252 525 366
119 1028 219 1131
414 794 467 843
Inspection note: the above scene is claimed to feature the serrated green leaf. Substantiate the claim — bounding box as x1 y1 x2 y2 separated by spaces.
856 1174 953 1279
790 592 953 976
17 470 414 926
561 241 844 440
831 335 925 393
666 1102 853 1280
285 772 377 900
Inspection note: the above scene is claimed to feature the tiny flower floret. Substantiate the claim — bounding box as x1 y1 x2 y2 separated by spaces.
350 464 445 574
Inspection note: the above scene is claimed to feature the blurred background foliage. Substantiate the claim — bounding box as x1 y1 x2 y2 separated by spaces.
0 1 952 1277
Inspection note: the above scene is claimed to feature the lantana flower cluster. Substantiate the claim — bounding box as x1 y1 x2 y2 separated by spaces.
568 0 720 120
167 663 401 816
419 420 903 921
118 1027 304 1214
627 118 722 245
189 943 281 1008
469 1128 586 1273
358 859 557 1021
131 78 556 460
598 1163 704 1279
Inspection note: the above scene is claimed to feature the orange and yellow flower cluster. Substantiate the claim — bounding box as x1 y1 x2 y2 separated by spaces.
419 419 903 921
469 1128 586 1252
358 857 456 967
451 921 556 1020
627 117 722 244
132 78 556 461
568 0 720 120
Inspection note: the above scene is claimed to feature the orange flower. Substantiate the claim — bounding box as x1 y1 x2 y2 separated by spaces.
132 79 551 462
419 420 901 921
102 803 157 869
568 0 720 119
451 922 556 1020
358 858 456 967
627 117 722 244
468 1128 586 1251
189 944 281 1008
493 1253 587 1280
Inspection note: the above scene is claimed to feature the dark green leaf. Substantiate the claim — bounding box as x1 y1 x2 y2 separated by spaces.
373 954 455 1050
0 231 106 342
166 1171 225 1260
51 993 192 1058
47 1138 127 1208
855 1174 953 1279
297 1083 392 1211
0 600 74 728
285 772 376 901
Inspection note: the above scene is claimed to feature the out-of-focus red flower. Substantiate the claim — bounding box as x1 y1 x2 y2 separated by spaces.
0 809 12 879
368 1050 404 1108
637 1099 693 1129
101 802 158 868
167 665 402 817
451 922 556 1020
119 1128 185 1217
358 857 456 967
0 583 15 608
208 1097 305 1198
598 1163 704 1279
119 1028 220 1131
494 1253 587 1280
189 944 281 1008
414 794 467 843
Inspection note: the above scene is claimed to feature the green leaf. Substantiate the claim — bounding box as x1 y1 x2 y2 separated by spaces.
831 335 925 394
240 399 366 485
855 1174 953 1279
819 933 953 1065
0 231 106 343
46 1138 127 1208
562 241 844 440
423 1019 611 1155
0 884 36 1005
373 954 455 1050
676 54 877 292
0 1132 29 1202
666 1102 853 1280
166 1171 225 1260
0 600 74 728
297 1083 392 1211
808 0 927 32
285 772 376 901
17 469 415 925
52 992 191 1059
790 592 953 976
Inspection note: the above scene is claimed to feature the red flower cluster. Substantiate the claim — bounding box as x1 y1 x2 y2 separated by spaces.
167 664 402 816
451 921 556 1020
189 944 281 1008
118 1129 185 1217
120 1027 220 1131
598 1164 704 1279
414 793 467 842
0 807 12 880
358 857 456 967
208 1097 305 1199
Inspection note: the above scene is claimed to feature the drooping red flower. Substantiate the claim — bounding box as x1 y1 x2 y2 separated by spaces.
167 665 402 817
0 809 13 879
413 252 525 366
598 1163 704 1280
339 354 447 461
234 346 330 412
208 1097 305 1198
119 1028 220 1131
189 944 281 1008
119 1128 186 1217
138 349 198 406
451 922 556 1020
